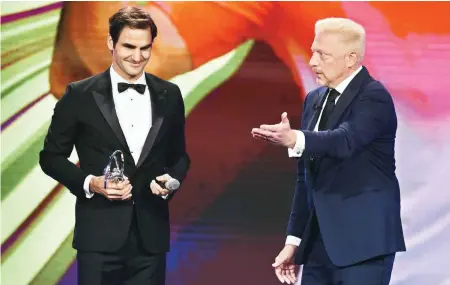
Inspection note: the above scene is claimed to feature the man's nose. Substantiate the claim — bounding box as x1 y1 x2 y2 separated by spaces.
309 53 318 67
132 50 141 62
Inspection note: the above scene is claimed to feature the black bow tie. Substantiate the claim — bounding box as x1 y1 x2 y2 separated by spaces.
118 82 146 94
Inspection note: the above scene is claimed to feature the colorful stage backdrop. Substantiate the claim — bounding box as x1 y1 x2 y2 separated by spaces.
1 1 450 284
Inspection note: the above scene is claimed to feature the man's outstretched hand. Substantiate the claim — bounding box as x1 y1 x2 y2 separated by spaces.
251 112 297 148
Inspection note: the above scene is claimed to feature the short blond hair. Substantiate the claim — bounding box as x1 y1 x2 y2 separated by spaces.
315 17 366 61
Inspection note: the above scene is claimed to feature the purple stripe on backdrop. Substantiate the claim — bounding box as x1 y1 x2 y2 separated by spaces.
0 2 63 24
57 261 77 285
1 92 50 132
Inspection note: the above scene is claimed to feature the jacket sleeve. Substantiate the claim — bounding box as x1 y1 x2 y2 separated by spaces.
39 84 89 198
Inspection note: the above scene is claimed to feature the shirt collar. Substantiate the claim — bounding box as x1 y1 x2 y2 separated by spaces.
110 65 147 93
334 65 363 94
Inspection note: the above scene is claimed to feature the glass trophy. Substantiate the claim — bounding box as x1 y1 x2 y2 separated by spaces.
103 150 125 188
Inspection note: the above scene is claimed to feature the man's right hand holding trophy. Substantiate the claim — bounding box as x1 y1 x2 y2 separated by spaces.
89 176 132 201
89 150 132 201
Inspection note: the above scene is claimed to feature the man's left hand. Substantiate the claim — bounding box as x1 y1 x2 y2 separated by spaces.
251 112 297 148
150 174 172 196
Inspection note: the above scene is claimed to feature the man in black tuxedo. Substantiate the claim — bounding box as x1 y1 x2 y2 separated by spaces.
39 6 190 285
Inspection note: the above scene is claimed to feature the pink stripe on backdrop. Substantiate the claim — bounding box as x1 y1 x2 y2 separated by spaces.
0 2 63 24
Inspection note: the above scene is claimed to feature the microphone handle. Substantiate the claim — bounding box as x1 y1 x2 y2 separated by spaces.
156 180 168 189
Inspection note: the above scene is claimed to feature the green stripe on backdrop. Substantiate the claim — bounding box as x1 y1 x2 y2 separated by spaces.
1 188 75 285
23 40 254 285
2 37 54 68
2 48 54 83
1 122 50 199
29 232 76 285
1 9 60 53
1 6 59 101
1 68 51 123
184 40 253 115
1 51 52 99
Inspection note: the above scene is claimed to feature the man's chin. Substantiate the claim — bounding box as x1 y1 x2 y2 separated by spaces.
316 77 326 86
125 68 144 77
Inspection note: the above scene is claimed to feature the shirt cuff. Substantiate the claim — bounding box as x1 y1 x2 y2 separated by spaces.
285 235 301 246
287 130 305 157
83 175 95 199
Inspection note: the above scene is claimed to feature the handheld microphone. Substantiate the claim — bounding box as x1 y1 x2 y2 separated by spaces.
157 178 180 191
157 178 180 200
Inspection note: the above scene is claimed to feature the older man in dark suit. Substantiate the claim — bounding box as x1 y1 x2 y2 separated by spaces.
252 17 405 285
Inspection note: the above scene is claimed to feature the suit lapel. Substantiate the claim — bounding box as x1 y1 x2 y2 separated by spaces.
306 87 328 131
325 67 369 129
304 88 328 177
315 67 370 184
136 74 168 168
92 70 130 153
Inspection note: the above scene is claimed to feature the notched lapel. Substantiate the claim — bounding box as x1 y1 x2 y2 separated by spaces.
136 74 168 168
306 88 328 131
304 88 327 178
316 67 371 186
326 67 369 129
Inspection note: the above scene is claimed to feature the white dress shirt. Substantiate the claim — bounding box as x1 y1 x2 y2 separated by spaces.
285 66 363 246
83 66 152 198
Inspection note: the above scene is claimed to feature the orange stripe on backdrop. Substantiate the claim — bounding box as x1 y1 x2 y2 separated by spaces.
369 2 450 36
150 1 277 69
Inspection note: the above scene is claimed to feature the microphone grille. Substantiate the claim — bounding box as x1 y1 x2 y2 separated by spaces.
166 178 180 191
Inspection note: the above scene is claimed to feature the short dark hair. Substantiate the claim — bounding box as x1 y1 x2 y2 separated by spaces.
109 6 158 45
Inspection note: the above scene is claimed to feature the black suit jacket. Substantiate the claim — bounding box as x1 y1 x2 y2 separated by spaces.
39 69 190 254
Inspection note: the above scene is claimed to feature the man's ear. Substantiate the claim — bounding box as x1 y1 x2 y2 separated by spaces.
107 35 114 52
346 51 358 68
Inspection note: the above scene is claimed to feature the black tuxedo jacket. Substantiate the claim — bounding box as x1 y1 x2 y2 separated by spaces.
40 69 190 253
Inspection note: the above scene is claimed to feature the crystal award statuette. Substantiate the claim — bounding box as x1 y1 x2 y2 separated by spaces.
103 150 125 188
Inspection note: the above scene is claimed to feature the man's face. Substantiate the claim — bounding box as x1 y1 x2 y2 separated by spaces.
309 32 349 88
108 26 153 81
